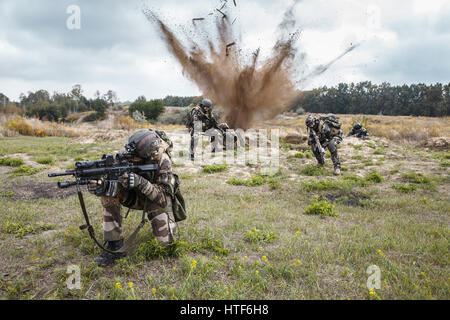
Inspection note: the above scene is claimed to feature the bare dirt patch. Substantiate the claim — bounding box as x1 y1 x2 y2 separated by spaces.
2 180 77 201
323 191 370 207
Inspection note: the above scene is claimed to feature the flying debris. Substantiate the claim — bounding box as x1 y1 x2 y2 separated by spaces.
225 42 235 56
216 8 227 18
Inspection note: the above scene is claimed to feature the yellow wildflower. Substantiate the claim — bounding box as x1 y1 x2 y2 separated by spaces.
190 260 197 270
115 282 122 290
295 231 301 236
377 249 383 254
262 256 267 262
258 246 262 251
296 260 301 264
128 282 133 288
255 270 259 275
152 288 156 294
172 266 176 271
369 289 375 296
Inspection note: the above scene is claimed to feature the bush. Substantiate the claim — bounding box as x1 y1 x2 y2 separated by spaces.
26 103 68 121
244 228 278 244
36 157 53 165
0 157 24 167
202 163 228 173
402 172 433 184
304 196 338 217
129 99 165 121
90 98 108 118
393 183 417 193
365 171 384 183
158 107 190 125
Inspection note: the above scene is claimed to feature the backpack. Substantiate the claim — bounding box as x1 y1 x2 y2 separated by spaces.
171 173 186 222
155 130 173 158
320 114 341 136
154 129 186 222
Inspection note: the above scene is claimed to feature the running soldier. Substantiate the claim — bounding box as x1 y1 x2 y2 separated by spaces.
306 114 343 175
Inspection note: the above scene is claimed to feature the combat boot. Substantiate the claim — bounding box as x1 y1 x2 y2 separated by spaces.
93 239 126 267
334 167 341 175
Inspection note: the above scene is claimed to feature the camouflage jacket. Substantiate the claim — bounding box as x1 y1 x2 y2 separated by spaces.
308 121 343 145
119 152 174 215
188 106 217 132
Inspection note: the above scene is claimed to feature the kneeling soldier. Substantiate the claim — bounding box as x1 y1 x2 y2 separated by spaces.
88 129 178 267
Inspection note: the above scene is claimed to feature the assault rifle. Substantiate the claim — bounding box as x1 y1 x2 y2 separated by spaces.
48 153 159 254
48 153 158 196
310 129 325 158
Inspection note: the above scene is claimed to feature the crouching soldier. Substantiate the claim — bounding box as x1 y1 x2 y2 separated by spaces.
347 122 370 139
88 129 180 267
305 114 343 175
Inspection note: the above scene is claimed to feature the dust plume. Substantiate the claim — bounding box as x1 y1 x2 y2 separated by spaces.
144 1 353 129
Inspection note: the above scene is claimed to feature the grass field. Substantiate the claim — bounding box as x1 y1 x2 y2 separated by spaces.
0 114 448 300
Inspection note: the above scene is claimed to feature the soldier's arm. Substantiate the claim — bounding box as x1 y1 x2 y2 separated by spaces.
136 154 172 208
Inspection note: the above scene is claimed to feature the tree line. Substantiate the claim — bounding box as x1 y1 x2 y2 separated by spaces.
162 95 202 107
0 85 117 122
291 82 449 117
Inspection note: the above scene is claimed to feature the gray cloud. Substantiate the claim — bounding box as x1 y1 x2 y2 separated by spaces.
0 0 449 101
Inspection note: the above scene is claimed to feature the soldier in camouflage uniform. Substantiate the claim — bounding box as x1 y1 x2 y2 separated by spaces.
187 98 221 161
347 122 370 139
306 114 343 175
88 129 178 267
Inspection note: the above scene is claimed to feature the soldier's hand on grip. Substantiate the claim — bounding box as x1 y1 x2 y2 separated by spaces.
87 179 106 196
119 172 145 190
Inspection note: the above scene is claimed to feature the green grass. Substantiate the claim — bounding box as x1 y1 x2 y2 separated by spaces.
304 196 338 217
365 170 384 183
393 183 417 193
202 163 228 173
298 164 332 176
227 170 284 187
0 157 24 167
244 228 278 244
0 134 448 300
9 165 46 177
2 221 54 238
36 157 54 165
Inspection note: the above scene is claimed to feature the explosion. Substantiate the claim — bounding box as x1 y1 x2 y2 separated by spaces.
144 1 355 129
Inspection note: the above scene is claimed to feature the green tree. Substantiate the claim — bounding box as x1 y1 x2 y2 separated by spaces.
129 99 165 121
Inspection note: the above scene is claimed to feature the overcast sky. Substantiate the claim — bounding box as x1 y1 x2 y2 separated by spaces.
1 0 449 102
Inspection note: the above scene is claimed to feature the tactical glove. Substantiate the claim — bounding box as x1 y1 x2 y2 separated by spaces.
119 172 146 190
87 179 106 196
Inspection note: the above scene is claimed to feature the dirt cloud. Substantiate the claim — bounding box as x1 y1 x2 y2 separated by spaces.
144 1 354 129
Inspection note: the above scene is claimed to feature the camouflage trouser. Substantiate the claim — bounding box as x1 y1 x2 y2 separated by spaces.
189 128 220 156
311 137 341 169
100 196 176 246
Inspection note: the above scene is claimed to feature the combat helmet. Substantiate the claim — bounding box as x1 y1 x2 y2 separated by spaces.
353 122 362 130
305 114 318 128
199 98 212 111
125 129 161 160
